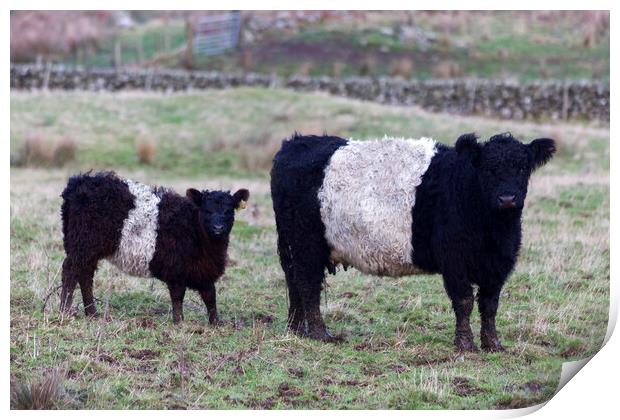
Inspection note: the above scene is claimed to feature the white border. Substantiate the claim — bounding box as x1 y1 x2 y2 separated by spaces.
5 2 616 418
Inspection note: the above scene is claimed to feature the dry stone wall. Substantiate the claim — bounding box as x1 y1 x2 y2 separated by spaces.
11 64 609 121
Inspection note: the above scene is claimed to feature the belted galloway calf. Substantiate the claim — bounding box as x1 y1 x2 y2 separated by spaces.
59 171 249 324
270 132 555 351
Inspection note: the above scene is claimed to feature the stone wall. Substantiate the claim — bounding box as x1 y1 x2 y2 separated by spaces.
11 64 609 121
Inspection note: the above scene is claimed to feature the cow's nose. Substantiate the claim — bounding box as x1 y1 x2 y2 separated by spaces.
498 195 516 209
213 224 225 233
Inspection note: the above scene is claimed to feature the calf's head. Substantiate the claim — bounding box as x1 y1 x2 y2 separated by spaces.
186 188 250 238
455 133 555 212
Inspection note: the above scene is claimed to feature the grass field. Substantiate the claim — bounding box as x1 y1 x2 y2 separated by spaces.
10 89 609 409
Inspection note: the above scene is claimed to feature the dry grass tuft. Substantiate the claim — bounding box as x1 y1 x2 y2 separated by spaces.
296 62 313 77
331 61 346 78
237 131 285 172
135 137 157 165
389 57 414 79
237 121 345 172
14 134 76 167
359 54 377 76
11 368 67 410
432 60 461 79
580 11 609 49
239 49 253 72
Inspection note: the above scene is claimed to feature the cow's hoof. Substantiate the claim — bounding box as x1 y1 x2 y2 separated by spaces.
287 324 307 337
209 318 224 326
482 341 506 353
308 329 344 343
455 339 479 353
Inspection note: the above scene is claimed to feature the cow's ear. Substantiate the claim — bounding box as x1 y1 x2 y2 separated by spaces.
186 188 203 206
455 133 480 165
232 189 250 210
528 138 556 171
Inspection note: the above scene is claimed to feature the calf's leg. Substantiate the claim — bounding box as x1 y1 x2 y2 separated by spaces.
478 285 506 352
60 257 98 317
168 283 186 324
60 257 78 314
443 276 478 352
199 283 220 325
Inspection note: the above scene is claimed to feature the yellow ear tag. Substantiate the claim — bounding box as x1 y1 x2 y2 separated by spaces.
238 200 247 210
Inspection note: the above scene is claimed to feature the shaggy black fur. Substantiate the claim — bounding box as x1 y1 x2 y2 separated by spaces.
59 171 249 324
411 132 555 351
270 133 348 340
270 133 555 351
60 171 134 317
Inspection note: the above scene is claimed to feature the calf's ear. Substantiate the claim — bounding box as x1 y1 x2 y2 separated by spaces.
186 188 203 206
528 138 556 171
455 133 480 165
233 189 250 210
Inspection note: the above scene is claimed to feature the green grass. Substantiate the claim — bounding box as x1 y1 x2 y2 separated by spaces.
10 89 609 409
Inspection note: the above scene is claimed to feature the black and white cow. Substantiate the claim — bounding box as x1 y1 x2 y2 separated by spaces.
59 171 249 324
270 132 555 351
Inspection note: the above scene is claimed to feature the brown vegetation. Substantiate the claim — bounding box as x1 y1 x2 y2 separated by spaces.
359 54 378 77
297 62 314 76
237 121 346 172
11 368 68 409
135 137 156 165
331 61 345 78
389 57 414 79
10 11 111 62
14 134 76 167
432 60 461 79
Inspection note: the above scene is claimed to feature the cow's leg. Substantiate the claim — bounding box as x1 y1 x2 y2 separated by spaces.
198 283 220 325
300 275 332 341
277 237 306 334
60 256 98 317
168 283 186 324
283 239 334 342
286 280 305 335
443 275 478 352
478 284 506 352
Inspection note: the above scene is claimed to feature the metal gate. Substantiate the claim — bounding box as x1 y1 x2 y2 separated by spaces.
193 11 241 56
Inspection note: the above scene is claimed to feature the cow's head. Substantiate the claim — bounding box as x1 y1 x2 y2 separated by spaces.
186 188 250 239
455 132 555 212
